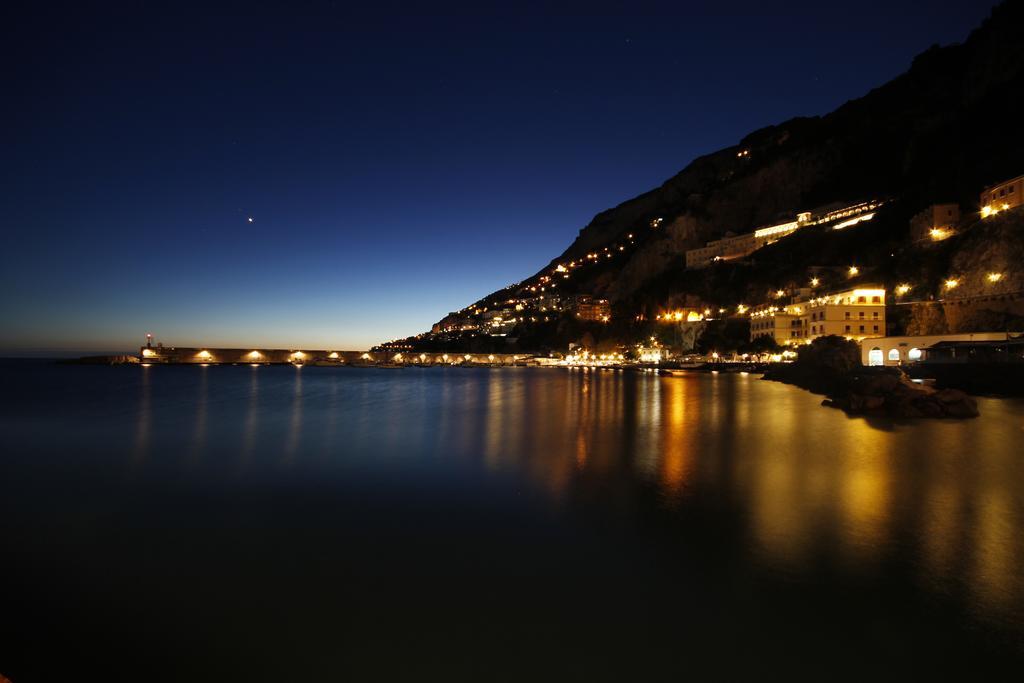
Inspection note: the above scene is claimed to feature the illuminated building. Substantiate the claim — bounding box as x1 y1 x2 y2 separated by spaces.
684 200 882 269
685 223 798 269
749 287 886 345
910 203 960 242
571 295 611 322
655 308 704 323
980 174 1023 217
861 332 1010 367
637 346 664 363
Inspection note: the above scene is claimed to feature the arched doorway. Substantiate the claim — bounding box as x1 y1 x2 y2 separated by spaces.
868 347 884 366
887 348 901 363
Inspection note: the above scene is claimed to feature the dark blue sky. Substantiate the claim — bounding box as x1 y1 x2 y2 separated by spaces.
1 1 997 353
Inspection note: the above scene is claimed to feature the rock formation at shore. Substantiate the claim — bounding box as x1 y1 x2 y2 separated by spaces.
762 336 978 418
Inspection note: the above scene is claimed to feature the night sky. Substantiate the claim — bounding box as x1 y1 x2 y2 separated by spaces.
2 1 997 354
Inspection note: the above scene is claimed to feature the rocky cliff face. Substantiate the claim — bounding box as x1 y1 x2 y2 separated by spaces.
432 1 1024 341
902 210 1024 335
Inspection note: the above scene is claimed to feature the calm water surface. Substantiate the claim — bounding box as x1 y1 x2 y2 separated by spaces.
1 361 1023 681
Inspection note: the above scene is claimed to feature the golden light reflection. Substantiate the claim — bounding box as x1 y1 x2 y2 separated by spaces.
658 377 695 499
837 437 892 569
302 368 1024 625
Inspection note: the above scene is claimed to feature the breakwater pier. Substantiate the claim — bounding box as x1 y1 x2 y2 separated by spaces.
138 346 536 367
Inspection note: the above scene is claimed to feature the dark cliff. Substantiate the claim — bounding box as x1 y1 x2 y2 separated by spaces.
423 1 1024 345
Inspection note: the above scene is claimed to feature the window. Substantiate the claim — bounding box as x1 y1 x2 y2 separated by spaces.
857 296 866 303
872 296 881 303
845 325 851 332
1000 188 1005 196
888 349 901 362
868 348 883 366
812 326 816 334
872 312 879 319
873 325 879 332
845 312 851 320
1010 185 1015 194
908 347 922 361
859 312 865 319
859 325 865 332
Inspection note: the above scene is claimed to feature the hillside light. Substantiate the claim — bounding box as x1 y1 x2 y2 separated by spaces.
896 284 911 296
810 277 819 287
945 278 960 290
775 289 785 299
987 272 1003 283
848 266 859 277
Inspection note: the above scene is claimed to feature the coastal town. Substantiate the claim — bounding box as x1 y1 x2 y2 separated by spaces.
10 5 1024 681
132 172 1024 400
382 173 1021 374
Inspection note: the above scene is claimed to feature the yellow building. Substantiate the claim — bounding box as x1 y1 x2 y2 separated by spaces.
910 203 960 242
980 174 1024 217
750 287 886 346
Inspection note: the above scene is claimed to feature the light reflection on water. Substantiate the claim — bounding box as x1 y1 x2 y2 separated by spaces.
122 366 1024 613
2 362 1023 678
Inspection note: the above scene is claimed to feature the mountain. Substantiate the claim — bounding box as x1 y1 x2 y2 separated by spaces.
401 1 1024 354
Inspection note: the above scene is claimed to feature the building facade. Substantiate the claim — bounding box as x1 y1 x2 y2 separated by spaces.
685 221 799 269
980 174 1024 217
909 203 960 242
684 200 882 269
572 296 611 322
750 287 886 346
860 332 1010 366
